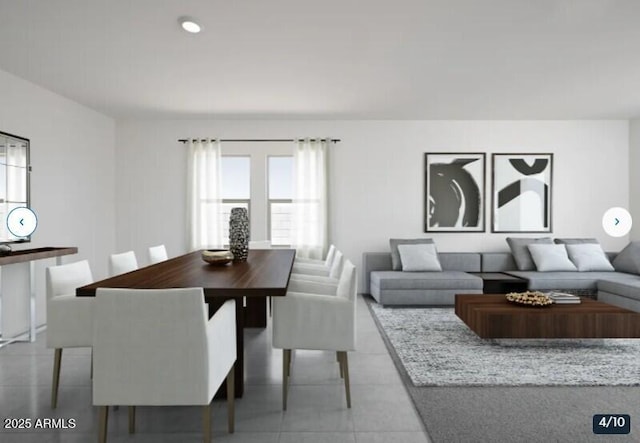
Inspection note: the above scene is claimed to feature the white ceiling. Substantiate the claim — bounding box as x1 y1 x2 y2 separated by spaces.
1 0 640 119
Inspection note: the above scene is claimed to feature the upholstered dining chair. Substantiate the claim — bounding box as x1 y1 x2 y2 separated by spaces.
291 248 341 277
93 288 236 443
290 250 344 283
272 260 357 410
46 259 94 408
147 244 168 264
248 240 272 249
294 244 336 266
108 250 138 276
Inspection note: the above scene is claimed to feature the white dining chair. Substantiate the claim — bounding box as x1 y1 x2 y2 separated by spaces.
46 259 95 408
249 240 272 249
290 250 344 283
294 244 336 266
108 251 138 276
148 244 168 264
93 288 237 443
273 260 357 410
291 248 341 277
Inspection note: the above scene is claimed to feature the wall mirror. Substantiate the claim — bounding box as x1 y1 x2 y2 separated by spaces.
0 131 30 243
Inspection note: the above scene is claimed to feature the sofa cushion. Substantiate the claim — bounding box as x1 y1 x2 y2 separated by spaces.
612 241 640 275
597 276 640 302
566 244 614 272
554 238 599 244
397 244 442 272
507 237 553 271
389 238 434 271
438 253 481 272
370 271 482 290
481 253 517 272
528 244 577 272
505 271 621 291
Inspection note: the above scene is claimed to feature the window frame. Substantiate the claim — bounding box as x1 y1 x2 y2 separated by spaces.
267 155 294 247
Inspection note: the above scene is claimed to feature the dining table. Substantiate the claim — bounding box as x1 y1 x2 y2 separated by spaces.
77 248 296 397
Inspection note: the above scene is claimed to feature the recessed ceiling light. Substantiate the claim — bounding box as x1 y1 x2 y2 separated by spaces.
179 16 201 34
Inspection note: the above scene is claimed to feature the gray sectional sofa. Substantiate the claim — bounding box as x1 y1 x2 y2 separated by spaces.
363 250 640 312
481 252 621 294
364 252 483 305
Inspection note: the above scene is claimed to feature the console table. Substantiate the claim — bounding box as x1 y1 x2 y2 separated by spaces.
0 247 78 347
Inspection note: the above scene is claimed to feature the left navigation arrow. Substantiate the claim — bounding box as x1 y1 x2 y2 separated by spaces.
7 207 38 238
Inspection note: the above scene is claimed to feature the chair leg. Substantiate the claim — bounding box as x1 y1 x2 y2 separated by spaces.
282 349 291 410
128 406 135 434
337 351 344 378
338 351 352 408
51 348 62 409
269 296 272 317
98 405 109 443
227 364 235 433
202 403 211 443
90 348 93 380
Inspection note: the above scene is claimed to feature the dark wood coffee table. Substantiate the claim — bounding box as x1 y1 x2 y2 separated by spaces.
455 294 640 339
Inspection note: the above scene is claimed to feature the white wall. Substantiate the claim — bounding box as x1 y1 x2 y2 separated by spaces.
630 119 640 240
116 119 629 288
0 68 115 329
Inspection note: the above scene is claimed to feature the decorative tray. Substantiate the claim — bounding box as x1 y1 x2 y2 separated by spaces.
505 291 553 307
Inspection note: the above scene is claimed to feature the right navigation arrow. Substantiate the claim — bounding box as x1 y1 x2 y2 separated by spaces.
615 218 620 226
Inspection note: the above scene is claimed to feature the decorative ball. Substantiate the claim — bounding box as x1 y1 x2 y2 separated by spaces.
201 249 234 266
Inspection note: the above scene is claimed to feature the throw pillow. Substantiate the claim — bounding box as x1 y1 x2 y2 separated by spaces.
506 237 553 271
397 244 442 272
612 241 640 274
566 244 614 272
554 238 599 244
389 238 434 271
527 244 577 272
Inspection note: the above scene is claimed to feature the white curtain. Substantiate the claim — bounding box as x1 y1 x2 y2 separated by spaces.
186 139 223 250
291 138 330 259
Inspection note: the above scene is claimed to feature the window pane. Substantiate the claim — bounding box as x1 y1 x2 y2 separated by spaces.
268 156 293 199
270 202 292 246
221 157 250 199
0 203 6 240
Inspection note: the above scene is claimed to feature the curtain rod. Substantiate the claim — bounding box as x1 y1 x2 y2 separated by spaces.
178 138 340 143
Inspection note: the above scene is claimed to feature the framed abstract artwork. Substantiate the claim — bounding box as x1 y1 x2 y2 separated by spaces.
424 153 486 232
491 153 553 233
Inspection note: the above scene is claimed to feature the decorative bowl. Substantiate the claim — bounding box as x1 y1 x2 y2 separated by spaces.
505 291 553 307
201 249 234 266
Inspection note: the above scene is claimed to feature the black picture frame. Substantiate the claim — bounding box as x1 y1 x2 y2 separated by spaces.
424 152 486 232
491 153 553 233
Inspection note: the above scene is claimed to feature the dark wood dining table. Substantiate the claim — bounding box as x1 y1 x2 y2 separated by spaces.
76 249 296 397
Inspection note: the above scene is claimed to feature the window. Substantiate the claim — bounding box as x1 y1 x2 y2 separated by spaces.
221 156 250 245
268 156 293 246
0 132 29 243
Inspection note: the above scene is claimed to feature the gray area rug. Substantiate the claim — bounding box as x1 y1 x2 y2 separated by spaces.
367 300 640 443
370 304 640 386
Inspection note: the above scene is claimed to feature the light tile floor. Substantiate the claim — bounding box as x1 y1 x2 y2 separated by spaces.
0 295 430 442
